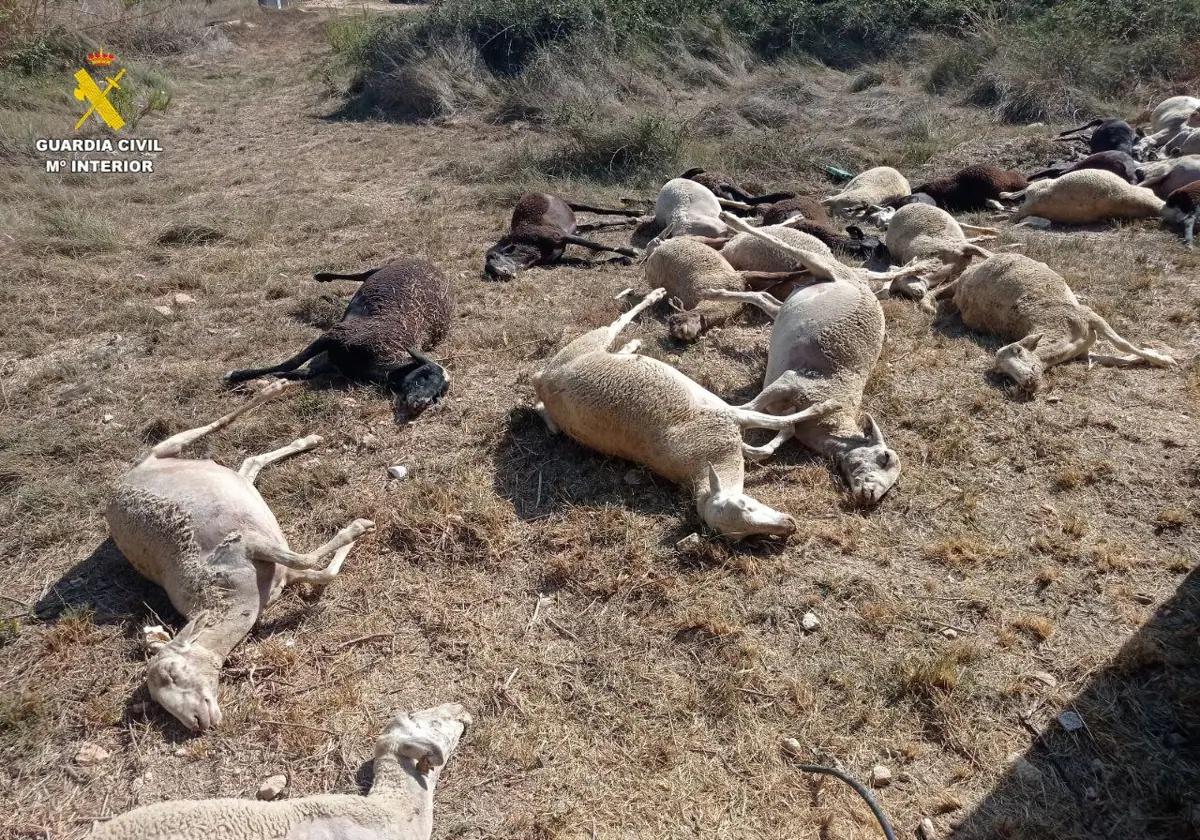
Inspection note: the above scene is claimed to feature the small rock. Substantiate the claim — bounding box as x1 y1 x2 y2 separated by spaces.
102 413 114 423
623 468 646 486
940 628 958 639
360 433 380 450
173 293 197 306
133 273 147 280
387 465 408 481
1085 786 1098 800
152 305 174 317
801 612 821 632
919 817 938 840
780 736 802 756
1017 216 1052 230
675 533 702 552
75 743 110 765
1046 395 1062 404
257 773 288 801
174 746 188 757
1011 755 1043 783
1026 671 1058 688
870 764 892 787
1058 710 1085 732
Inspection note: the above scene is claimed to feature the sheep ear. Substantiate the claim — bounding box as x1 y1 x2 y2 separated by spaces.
845 225 864 240
407 347 434 366
1019 332 1043 350
707 463 723 496
863 413 884 445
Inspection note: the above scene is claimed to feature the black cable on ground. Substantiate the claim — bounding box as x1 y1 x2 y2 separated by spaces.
794 763 898 840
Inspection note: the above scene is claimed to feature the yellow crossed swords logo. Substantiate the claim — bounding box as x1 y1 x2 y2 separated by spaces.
74 65 126 131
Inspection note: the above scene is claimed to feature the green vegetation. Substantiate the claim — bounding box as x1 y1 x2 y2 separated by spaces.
330 0 1200 128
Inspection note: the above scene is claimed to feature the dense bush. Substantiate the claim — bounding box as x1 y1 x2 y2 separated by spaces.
330 0 1200 125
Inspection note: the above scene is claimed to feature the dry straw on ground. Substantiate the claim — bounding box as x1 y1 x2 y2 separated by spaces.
1 5 1198 840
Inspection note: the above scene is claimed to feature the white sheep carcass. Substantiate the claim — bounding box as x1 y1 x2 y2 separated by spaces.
1000 168 1164 224
822 166 911 216
532 288 842 540
924 253 1176 393
105 380 374 731
700 214 905 505
86 704 470 840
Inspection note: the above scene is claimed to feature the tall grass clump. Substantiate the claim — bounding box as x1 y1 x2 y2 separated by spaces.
928 0 1200 122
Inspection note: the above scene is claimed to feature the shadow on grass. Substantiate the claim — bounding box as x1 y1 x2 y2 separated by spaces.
949 564 1200 839
33 538 173 627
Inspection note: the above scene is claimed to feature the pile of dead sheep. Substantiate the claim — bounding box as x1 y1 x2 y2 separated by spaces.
77 96 1196 840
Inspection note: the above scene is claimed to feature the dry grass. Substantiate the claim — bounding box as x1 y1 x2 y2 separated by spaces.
1 6 1199 840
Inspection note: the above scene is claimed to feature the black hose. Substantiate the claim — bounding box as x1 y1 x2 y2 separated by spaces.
794 763 898 840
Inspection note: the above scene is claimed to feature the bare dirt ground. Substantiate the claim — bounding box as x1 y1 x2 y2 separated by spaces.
2 6 1198 840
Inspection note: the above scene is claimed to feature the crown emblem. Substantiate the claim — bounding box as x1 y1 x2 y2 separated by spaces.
87 50 116 67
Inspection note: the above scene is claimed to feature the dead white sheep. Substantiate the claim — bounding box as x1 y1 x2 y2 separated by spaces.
881 203 997 298
86 704 470 840
701 214 904 504
532 288 842 540
923 253 1176 394
823 167 911 217
631 178 747 254
105 381 373 731
1135 155 1200 199
643 236 814 341
1136 96 1200 154
999 168 1164 224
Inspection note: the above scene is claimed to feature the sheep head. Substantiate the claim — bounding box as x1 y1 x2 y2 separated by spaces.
483 237 543 281
994 332 1046 393
837 414 900 505
376 703 472 776
699 464 796 540
145 613 222 732
388 348 449 416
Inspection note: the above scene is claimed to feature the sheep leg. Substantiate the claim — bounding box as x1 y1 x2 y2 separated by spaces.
560 234 639 258
283 541 355 586
575 220 636 233
732 399 841 432
237 435 322 484
1086 314 1177 367
717 198 754 211
701 289 783 320
920 277 961 315
603 287 667 346
1185 212 1197 249
223 337 331 384
718 211 841 281
960 223 1000 236
147 380 299 459
743 428 793 462
244 518 374 571
565 201 643 218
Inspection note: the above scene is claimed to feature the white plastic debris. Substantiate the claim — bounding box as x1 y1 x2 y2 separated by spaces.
801 612 821 632
257 773 288 800
387 465 408 481
141 624 171 652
